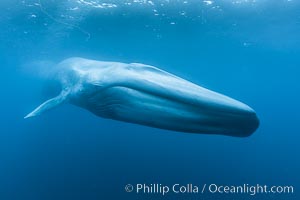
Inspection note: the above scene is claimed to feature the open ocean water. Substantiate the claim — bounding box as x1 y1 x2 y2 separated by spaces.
0 0 299 199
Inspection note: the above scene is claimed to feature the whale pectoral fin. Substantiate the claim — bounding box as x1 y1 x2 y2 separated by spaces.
24 90 68 119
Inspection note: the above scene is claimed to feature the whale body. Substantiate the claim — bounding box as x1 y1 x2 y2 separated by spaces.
25 57 259 137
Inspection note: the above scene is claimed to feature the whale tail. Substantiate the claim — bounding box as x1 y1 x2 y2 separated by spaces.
24 90 69 119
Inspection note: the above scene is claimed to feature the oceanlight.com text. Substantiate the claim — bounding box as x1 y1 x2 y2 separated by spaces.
124 183 294 196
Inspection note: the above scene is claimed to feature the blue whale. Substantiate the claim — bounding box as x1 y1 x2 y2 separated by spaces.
25 57 259 137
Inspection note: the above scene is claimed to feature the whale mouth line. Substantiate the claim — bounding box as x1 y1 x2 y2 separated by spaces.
102 84 256 117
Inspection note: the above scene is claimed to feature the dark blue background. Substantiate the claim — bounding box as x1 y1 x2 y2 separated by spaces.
0 0 299 199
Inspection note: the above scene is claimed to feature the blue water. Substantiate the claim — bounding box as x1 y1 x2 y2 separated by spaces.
0 0 299 199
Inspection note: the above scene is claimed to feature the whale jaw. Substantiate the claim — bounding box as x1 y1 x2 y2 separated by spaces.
72 84 259 137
